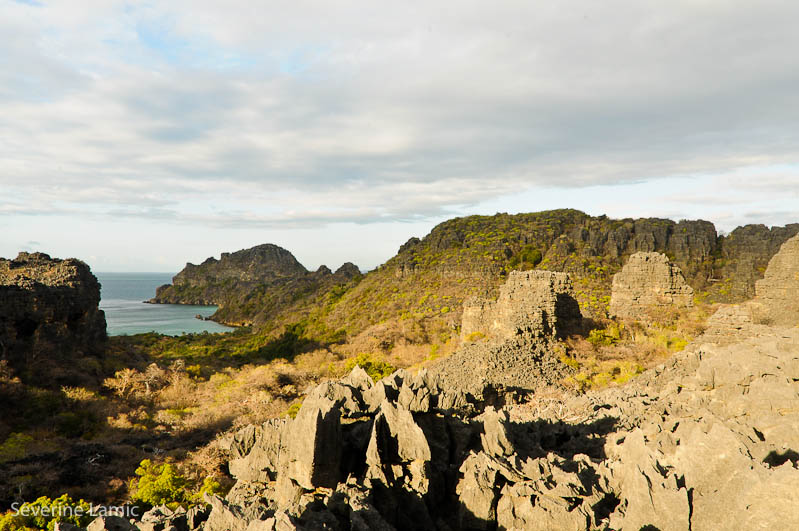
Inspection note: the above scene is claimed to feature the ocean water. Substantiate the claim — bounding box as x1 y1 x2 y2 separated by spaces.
96 272 234 336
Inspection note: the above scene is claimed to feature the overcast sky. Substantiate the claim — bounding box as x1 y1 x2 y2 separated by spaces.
2 1 798 272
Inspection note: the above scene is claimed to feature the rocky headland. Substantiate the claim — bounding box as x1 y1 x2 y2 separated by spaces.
149 244 361 327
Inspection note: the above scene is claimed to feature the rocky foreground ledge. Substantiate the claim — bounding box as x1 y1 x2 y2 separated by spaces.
75 316 796 531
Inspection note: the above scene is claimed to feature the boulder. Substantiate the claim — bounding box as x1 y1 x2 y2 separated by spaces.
85 516 137 531
203 495 251 531
228 419 290 483
456 452 504 529
365 400 431 493
282 395 342 490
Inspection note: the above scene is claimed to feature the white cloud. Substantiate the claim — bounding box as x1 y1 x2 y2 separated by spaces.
1 1 799 269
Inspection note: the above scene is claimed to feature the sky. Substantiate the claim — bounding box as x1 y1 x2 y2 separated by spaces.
2 1 798 272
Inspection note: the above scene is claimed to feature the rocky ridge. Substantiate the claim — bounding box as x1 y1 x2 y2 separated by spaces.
150 244 361 327
609 252 694 321
0 252 106 386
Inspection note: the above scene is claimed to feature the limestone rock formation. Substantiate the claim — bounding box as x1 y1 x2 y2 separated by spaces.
116 311 799 531
429 271 581 395
149 243 361 327
0 252 106 385
717 222 799 300
609 252 694 320
461 270 582 341
754 233 799 326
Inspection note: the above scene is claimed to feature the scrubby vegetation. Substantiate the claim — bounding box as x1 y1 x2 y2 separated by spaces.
560 303 712 393
1 209 740 511
130 459 224 508
0 495 94 531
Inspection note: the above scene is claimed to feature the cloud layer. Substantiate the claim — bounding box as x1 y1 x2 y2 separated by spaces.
2 1 799 269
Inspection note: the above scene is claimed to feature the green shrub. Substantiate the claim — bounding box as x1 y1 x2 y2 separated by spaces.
465 331 486 342
0 495 93 531
285 400 303 419
567 360 644 393
509 245 543 269
130 459 225 508
559 353 580 370
0 433 33 463
131 460 190 507
587 322 624 348
343 353 397 381
256 322 314 360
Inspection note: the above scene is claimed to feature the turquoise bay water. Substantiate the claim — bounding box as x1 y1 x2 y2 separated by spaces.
96 272 234 336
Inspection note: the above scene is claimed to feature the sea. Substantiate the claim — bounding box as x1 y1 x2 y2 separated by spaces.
96 272 234 336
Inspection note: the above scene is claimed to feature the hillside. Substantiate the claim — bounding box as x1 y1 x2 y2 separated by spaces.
290 209 798 348
147 210 799 353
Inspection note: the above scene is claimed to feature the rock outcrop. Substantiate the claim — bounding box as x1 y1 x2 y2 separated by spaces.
716 222 799 300
609 252 694 320
149 244 361 328
152 244 308 305
461 270 581 341
754 233 799 326
432 271 581 395
0 252 106 385
178 316 799 531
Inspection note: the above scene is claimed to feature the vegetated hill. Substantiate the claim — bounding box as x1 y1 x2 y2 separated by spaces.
149 243 362 327
292 209 798 345
148 210 799 350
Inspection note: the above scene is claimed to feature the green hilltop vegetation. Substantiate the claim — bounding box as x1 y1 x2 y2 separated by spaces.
190 208 795 349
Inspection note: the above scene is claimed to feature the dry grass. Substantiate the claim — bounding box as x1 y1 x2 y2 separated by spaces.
560 303 715 392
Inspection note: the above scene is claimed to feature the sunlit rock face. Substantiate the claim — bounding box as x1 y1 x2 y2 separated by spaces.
754 233 799 326
609 252 693 321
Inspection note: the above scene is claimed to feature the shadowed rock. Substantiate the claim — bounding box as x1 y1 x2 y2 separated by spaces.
0 252 106 386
